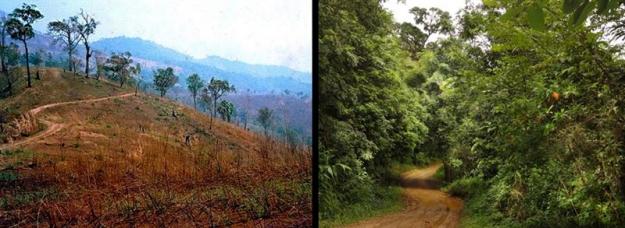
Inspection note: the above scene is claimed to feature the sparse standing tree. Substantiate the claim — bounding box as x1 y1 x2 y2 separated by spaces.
206 77 235 129
153 67 177 97
5 3 43 88
217 100 235 122
133 63 141 95
103 52 133 87
199 87 212 114
47 16 79 73
76 9 97 78
186 73 204 110
257 107 273 137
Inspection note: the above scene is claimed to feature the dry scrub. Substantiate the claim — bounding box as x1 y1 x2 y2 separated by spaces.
0 73 311 226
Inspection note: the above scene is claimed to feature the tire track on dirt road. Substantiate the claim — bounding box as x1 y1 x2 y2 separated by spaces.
345 163 463 228
0 93 134 150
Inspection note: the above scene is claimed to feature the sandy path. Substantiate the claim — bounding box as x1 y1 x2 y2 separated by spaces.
0 93 134 150
345 163 463 228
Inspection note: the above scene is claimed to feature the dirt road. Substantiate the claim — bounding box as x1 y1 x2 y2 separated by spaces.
345 163 463 228
0 93 134 150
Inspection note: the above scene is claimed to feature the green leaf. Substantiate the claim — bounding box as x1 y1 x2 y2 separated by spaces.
326 166 334 178
563 0 583 13
570 0 595 26
337 163 352 172
527 4 545 31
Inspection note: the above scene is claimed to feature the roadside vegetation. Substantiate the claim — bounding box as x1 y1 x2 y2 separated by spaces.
320 0 625 227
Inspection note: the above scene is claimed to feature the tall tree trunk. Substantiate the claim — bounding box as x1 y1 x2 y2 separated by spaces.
213 97 218 120
84 43 90 78
209 100 214 130
23 39 31 88
193 95 197 110
68 48 72 72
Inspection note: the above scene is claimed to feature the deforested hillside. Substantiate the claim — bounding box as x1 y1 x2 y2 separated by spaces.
0 68 311 226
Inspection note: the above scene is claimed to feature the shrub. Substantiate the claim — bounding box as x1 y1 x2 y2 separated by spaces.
443 176 485 198
0 170 19 182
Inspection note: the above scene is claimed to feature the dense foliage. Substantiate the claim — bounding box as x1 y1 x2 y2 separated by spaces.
440 1 625 226
320 0 625 226
319 0 428 220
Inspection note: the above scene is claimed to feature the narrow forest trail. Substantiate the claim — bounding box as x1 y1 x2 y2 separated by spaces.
345 163 463 228
0 93 134 150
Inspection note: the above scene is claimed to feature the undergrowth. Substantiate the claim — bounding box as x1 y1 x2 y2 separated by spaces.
320 184 403 228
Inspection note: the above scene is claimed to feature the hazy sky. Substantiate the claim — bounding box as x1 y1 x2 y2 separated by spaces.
0 0 312 72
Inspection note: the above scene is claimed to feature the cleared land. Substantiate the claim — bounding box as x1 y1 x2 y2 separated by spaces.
0 68 311 226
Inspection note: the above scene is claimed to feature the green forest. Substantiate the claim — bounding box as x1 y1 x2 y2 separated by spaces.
320 0 625 227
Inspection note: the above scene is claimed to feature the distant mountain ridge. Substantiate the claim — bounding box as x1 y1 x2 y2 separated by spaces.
196 55 311 83
91 36 311 88
91 37 192 64
0 11 311 94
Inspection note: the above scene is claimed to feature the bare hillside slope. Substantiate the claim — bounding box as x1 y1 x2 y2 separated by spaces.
0 68 311 226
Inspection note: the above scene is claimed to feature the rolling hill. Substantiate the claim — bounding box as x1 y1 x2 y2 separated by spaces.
91 36 312 93
0 68 311 226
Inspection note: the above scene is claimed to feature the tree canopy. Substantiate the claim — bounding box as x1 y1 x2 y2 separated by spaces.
5 3 43 87
321 0 625 226
204 77 235 127
48 16 79 72
186 73 204 110
257 107 274 136
153 67 178 97
103 52 135 87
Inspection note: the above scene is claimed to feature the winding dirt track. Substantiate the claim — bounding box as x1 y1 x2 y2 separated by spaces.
345 163 463 228
0 93 134 150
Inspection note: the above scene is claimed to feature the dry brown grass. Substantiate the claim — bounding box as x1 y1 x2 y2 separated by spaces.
0 69 311 227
